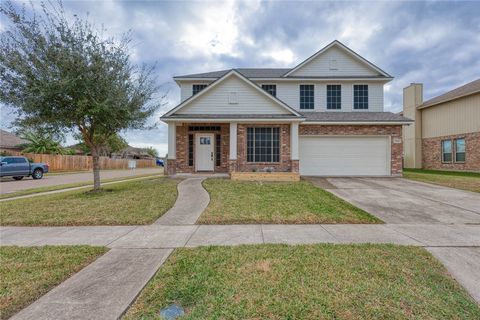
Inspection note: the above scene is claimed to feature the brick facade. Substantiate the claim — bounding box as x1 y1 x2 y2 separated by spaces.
422 131 480 171
169 123 230 174
234 124 296 172
299 124 404 176
168 123 404 176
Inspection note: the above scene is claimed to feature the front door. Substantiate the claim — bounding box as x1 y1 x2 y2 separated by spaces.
196 133 214 171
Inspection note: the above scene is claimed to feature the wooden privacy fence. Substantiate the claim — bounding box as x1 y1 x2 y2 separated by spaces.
3 151 156 172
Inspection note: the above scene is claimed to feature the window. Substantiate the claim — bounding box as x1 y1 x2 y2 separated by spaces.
247 127 280 163
327 85 341 110
455 138 465 162
188 134 194 166
1 157 14 164
13 158 27 164
261 84 277 96
353 84 368 109
442 139 452 162
192 84 207 95
216 134 221 166
300 85 314 109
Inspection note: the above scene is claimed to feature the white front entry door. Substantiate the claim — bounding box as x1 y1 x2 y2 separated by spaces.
196 133 215 171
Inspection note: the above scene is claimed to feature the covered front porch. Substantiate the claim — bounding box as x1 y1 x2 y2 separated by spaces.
166 121 300 179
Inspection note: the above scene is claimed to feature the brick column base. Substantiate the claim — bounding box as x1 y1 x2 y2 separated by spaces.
291 160 299 173
166 159 176 175
228 160 237 173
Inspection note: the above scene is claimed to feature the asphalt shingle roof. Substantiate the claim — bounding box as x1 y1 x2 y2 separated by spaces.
174 68 291 79
421 79 480 108
299 111 412 122
0 129 27 148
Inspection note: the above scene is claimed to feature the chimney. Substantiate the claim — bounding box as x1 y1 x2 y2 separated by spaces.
403 83 423 168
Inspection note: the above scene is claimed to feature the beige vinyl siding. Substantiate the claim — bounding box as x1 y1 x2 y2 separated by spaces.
176 76 291 115
288 46 379 77
255 81 384 112
421 94 480 138
180 80 213 102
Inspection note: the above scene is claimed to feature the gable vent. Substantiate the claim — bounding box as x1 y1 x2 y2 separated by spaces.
329 59 338 70
228 92 238 104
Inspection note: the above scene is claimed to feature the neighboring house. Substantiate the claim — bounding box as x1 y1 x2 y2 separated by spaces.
111 146 154 160
0 129 27 153
403 79 480 171
162 40 412 177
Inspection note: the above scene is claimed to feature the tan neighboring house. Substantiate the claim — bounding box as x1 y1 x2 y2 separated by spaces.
403 79 480 171
0 129 27 153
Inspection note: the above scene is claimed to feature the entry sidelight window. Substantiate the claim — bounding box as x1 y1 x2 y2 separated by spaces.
247 127 280 162
442 139 452 162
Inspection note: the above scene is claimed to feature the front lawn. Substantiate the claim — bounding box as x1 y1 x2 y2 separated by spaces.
199 179 380 224
0 246 107 319
403 169 480 193
0 177 178 226
124 244 480 319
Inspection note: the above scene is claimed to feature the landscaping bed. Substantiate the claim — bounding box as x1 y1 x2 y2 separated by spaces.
0 246 107 319
0 177 178 226
124 244 480 319
199 179 380 224
403 169 480 193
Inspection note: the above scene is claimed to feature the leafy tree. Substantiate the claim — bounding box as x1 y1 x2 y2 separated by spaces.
73 133 128 157
0 1 163 190
20 131 66 155
145 146 159 158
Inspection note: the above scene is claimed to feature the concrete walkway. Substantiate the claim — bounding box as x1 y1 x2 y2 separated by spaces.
2 176 480 318
11 248 172 320
154 178 209 225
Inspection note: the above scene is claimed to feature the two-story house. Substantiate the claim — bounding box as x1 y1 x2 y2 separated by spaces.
162 40 412 178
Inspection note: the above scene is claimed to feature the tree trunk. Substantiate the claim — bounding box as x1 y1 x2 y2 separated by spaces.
91 148 101 191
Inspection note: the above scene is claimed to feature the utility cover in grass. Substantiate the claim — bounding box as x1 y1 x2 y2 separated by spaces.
159 304 184 319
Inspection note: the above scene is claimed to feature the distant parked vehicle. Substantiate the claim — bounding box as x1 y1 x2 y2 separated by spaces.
0 156 49 180
156 158 164 167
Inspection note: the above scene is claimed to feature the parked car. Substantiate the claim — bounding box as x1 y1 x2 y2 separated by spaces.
0 156 49 180
156 158 164 167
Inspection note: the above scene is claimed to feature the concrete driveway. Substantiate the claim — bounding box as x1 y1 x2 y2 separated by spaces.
0 168 163 195
309 177 480 224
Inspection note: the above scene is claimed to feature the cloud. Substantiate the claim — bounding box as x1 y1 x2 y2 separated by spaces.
2 0 479 155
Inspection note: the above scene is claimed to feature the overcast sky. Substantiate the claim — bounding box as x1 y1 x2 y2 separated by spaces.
1 0 479 156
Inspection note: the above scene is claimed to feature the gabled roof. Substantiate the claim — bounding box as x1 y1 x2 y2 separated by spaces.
283 40 392 78
419 79 480 109
0 129 27 149
162 70 303 119
174 68 291 79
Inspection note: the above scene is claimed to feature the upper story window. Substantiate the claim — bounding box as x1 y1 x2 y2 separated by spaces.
353 84 368 110
300 84 314 109
326 85 341 110
261 84 276 97
192 84 208 95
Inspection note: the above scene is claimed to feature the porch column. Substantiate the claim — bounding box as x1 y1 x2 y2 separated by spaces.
229 122 237 160
167 122 176 159
290 122 299 160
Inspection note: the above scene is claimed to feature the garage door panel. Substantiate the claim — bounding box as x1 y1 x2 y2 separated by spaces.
299 136 390 176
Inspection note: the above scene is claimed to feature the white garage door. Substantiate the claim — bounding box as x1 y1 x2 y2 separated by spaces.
299 136 390 176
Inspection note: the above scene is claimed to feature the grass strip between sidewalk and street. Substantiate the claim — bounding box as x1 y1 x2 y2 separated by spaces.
403 168 480 193
0 246 107 320
0 177 178 226
200 179 381 224
124 244 480 319
0 172 164 200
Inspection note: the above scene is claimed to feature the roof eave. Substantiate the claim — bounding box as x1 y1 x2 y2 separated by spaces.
418 90 480 109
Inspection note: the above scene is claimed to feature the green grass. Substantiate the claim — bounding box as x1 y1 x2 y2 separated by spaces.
0 177 178 226
124 244 480 319
200 179 380 224
0 246 107 319
403 169 480 193
0 172 164 200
